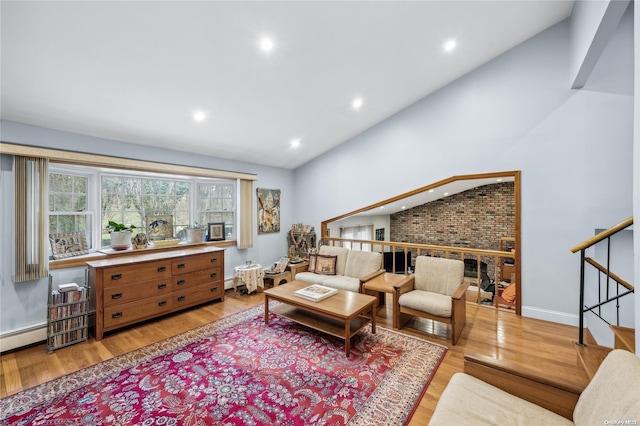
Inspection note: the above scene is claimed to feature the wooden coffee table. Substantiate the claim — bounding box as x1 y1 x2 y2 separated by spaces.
264 280 377 356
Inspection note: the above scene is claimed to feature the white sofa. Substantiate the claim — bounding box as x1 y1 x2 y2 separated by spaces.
430 349 640 425
295 245 383 292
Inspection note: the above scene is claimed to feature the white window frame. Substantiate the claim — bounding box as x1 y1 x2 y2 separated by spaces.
48 164 99 250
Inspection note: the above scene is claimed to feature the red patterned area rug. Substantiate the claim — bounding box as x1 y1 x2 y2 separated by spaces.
1 304 447 425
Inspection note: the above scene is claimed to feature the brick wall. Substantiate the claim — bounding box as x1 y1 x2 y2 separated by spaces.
390 182 515 276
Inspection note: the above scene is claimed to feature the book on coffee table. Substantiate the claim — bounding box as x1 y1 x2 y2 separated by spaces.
293 284 337 302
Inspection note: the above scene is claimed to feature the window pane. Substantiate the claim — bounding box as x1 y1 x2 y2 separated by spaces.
74 195 87 212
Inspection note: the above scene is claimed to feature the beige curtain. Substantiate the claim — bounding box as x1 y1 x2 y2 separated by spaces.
237 179 253 249
15 156 49 282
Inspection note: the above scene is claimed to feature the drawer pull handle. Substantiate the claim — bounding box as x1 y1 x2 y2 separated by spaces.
111 293 123 299
112 312 123 319
177 280 185 285
210 287 218 292
210 272 217 278
158 283 167 289
158 300 167 307
177 295 186 302
157 266 167 272
210 258 217 263
177 263 186 269
111 274 122 280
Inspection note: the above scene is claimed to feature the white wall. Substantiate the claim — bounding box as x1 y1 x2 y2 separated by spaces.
634 0 639 356
0 123 295 344
293 17 634 327
326 214 390 247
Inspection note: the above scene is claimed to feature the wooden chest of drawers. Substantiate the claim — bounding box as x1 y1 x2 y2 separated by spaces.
88 246 224 340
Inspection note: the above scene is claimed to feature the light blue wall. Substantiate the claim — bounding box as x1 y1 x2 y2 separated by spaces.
293 16 634 326
0 122 294 335
634 0 639 355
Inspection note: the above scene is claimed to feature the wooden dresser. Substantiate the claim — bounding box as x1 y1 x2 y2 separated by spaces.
88 246 224 340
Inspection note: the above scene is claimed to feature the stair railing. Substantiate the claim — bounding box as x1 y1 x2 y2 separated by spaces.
570 217 634 346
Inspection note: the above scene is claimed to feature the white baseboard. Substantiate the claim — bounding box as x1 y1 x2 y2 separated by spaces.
0 324 46 353
1 280 241 353
521 306 580 327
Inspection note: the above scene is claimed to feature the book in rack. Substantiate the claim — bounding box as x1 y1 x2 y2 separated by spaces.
293 284 337 302
47 275 89 352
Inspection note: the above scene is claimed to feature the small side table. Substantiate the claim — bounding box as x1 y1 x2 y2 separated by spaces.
263 270 292 287
234 264 265 294
286 261 309 279
363 273 410 318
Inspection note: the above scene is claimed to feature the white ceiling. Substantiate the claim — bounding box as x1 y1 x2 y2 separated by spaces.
1 1 574 170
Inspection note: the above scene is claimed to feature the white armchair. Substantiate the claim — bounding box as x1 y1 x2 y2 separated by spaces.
393 256 468 344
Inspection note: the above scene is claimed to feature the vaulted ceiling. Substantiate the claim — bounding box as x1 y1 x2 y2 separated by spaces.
1 1 574 169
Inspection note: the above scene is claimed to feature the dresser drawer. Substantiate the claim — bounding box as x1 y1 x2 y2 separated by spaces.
103 260 171 288
172 252 222 275
173 284 224 310
104 294 173 329
172 267 222 291
103 279 171 307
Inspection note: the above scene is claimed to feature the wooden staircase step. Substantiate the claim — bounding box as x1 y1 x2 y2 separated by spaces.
610 325 636 353
575 344 612 380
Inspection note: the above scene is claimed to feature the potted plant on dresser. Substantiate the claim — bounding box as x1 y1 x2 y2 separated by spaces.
107 221 136 250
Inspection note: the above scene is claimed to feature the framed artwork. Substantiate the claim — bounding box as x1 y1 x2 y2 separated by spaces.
146 215 173 240
208 222 225 241
274 257 289 273
49 232 89 259
257 188 281 234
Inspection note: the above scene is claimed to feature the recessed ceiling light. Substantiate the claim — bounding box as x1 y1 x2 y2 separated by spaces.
444 192 449 196
193 110 206 122
497 178 502 182
290 138 301 148
260 37 274 52
429 189 435 193
380 206 384 209
443 39 456 52
401 206 406 210
352 97 363 110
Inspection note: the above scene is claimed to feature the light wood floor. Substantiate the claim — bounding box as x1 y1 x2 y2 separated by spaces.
0 289 590 424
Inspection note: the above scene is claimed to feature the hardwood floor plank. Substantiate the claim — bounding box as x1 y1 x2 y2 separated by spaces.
0 353 22 396
0 289 591 424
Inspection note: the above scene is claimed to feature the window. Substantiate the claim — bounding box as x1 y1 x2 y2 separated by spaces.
340 225 373 251
48 165 237 251
198 181 235 238
101 174 191 247
49 168 95 250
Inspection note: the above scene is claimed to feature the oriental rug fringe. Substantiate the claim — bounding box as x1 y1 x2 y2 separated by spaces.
1 304 446 425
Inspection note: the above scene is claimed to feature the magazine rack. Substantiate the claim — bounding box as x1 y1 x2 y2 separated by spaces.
47 275 89 352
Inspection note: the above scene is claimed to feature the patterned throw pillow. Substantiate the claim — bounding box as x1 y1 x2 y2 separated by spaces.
314 254 337 275
307 254 317 272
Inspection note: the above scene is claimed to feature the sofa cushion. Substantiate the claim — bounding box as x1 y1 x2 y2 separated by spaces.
343 250 382 279
321 275 361 292
319 245 349 276
429 373 572 425
294 271 331 286
314 254 337 275
308 254 317 272
414 256 464 296
573 349 640 425
399 290 452 317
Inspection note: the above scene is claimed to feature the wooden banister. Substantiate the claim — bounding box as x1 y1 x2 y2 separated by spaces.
570 217 633 253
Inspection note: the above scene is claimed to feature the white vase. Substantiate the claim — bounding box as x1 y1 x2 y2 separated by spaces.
110 230 132 250
186 227 205 243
